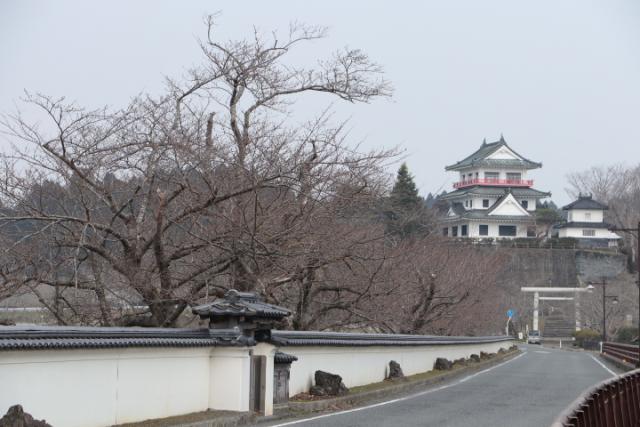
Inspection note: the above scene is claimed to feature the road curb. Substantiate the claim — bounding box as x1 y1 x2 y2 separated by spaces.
118 411 256 427
276 348 521 415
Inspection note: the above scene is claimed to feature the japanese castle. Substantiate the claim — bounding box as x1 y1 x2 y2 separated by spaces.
553 195 620 247
439 136 550 239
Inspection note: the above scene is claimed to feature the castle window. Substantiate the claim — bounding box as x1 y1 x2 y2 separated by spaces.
485 172 499 180
506 172 522 181
461 225 468 236
584 212 591 220
482 199 490 208
442 227 448 236
479 225 489 236
452 226 458 237
521 200 529 209
469 199 473 208
499 225 517 236
582 229 595 237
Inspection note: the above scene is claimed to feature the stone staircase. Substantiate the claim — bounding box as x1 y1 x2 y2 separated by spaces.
541 306 575 339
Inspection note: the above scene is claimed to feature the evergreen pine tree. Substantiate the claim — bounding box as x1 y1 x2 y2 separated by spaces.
390 163 421 209
385 163 428 238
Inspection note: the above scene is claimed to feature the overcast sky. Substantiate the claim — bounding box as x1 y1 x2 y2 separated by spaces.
2 0 640 205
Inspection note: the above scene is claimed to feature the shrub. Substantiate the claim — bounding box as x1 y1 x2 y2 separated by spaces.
573 329 601 348
615 327 639 344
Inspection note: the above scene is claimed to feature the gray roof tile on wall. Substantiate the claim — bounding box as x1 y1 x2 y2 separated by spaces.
270 330 512 347
0 325 246 350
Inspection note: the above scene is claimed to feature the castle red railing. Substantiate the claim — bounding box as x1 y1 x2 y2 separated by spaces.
453 178 533 189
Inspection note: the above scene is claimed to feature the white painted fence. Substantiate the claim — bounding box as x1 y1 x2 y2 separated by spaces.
0 327 514 427
284 340 512 396
0 346 251 427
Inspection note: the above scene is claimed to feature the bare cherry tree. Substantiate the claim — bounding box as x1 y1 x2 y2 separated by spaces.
0 18 394 326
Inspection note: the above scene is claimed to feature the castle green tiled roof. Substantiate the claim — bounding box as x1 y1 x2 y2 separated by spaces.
439 186 550 201
442 209 536 222
445 137 542 171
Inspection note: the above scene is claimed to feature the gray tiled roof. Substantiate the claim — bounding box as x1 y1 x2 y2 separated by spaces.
0 325 247 351
442 210 535 222
270 330 513 347
555 221 615 229
445 138 542 171
439 186 550 201
192 290 290 320
562 196 608 211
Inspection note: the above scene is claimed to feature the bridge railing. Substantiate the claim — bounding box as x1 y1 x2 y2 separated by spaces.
602 341 640 367
551 369 640 427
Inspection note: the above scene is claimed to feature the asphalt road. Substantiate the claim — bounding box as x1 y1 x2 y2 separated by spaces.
265 345 620 427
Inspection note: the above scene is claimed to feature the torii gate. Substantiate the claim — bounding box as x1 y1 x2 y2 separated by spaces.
521 286 593 332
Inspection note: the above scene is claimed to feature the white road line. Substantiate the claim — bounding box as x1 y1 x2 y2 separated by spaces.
589 354 618 377
270 352 527 427
534 351 550 354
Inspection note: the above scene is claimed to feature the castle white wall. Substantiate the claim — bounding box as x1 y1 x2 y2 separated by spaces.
284 340 514 396
0 346 251 427
558 227 619 239
567 209 604 223
458 168 529 182
466 222 529 238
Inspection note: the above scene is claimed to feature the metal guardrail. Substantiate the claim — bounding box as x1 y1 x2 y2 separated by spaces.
603 342 640 366
551 368 640 427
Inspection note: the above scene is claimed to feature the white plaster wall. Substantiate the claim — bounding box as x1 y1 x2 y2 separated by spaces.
0 346 251 427
458 168 529 182
521 198 536 211
445 222 530 239
208 348 251 413
558 227 619 239
469 222 528 238
285 340 514 396
567 209 603 223
486 146 519 160
471 195 497 210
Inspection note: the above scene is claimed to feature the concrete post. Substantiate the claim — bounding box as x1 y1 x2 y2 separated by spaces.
252 343 277 416
533 291 539 331
575 292 582 332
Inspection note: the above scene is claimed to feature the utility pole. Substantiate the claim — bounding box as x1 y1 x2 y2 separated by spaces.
589 278 618 342
610 221 640 367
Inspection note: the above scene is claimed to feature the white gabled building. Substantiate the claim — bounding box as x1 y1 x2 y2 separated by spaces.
439 136 550 239
555 195 620 247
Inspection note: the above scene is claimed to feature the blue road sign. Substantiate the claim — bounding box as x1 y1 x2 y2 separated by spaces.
507 309 514 318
